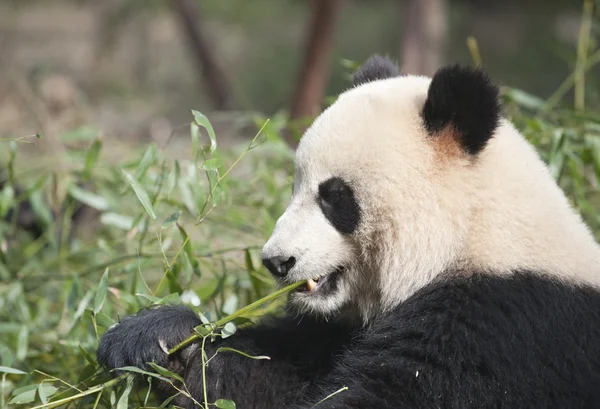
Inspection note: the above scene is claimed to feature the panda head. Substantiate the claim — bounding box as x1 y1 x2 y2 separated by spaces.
262 55 600 323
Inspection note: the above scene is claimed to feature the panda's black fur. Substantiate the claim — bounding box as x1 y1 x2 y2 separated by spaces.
99 273 600 408
97 57 600 408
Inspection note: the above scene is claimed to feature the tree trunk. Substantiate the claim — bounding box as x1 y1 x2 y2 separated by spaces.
171 0 235 110
400 0 447 76
287 0 341 147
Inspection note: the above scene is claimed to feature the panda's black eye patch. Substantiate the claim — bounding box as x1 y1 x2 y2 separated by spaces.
318 177 361 235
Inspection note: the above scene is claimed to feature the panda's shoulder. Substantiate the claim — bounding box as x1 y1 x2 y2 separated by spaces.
335 272 600 408
367 271 600 361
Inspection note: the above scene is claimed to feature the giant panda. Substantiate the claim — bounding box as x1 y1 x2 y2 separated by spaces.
97 55 600 409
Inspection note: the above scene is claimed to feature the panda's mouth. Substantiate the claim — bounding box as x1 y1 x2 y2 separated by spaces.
295 266 345 295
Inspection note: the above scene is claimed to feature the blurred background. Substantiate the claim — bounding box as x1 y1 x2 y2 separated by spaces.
1 0 597 144
0 1 599 408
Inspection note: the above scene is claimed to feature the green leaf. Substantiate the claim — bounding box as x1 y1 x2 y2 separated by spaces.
245 249 262 299
11 383 38 396
548 130 567 180
8 140 17 169
177 224 201 277
162 211 181 229
192 110 217 153
206 169 221 206
157 393 179 408
94 268 109 314
0 366 26 375
77 363 97 384
503 88 545 110
222 295 238 316
198 312 211 325
158 293 181 305
68 184 109 211
116 375 134 409
8 383 56 405
29 188 53 227
194 324 213 337
116 367 169 382
95 312 117 328
16 326 28 361
120 169 157 220
221 322 237 339
83 138 102 180
100 212 134 230
66 290 93 334
190 122 201 162
147 362 185 384
0 184 15 218
215 399 237 409
37 383 58 404
178 179 197 216
135 144 158 180
66 275 82 312
216 347 270 361
78 345 96 365
136 293 162 304
165 269 183 294
9 388 36 404
201 157 223 170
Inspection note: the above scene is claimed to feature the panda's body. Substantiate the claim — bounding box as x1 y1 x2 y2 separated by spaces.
98 56 600 409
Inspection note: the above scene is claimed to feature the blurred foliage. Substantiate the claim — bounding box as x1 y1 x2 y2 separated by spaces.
4 0 593 115
0 109 296 408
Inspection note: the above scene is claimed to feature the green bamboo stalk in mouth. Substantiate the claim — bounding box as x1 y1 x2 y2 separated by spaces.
168 280 307 354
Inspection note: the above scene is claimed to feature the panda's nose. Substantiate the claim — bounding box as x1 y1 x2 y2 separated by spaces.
262 255 296 277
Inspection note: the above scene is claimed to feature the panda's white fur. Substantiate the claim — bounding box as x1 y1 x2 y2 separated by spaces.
263 74 600 322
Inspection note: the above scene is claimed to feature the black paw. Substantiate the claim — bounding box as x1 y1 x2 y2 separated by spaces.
97 305 202 372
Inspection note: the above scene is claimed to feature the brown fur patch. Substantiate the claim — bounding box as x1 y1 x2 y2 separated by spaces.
432 126 465 160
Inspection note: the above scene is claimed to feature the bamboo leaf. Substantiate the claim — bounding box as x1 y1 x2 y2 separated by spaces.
121 169 157 220
116 375 133 409
83 138 102 181
0 366 27 375
147 363 185 384
216 347 270 361
68 184 109 211
94 268 109 314
135 144 158 180
215 399 236 409
162 211 181 229
192 110 217 153
201 158 223 171
177 224 201 277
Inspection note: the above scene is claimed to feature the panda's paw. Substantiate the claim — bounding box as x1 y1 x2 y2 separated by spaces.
97 305 202 373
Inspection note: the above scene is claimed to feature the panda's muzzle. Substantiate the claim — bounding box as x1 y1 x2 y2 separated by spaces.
262 254 344 295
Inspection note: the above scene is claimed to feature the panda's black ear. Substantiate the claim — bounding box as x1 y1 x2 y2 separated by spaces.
352 55 399 87
422 65 500 155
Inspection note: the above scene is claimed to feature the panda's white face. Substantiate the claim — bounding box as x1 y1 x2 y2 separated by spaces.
263 71 474 320
263 56 600 322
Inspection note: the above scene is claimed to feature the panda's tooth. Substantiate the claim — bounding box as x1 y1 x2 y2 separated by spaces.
307 278 317 291
313 277 320 282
